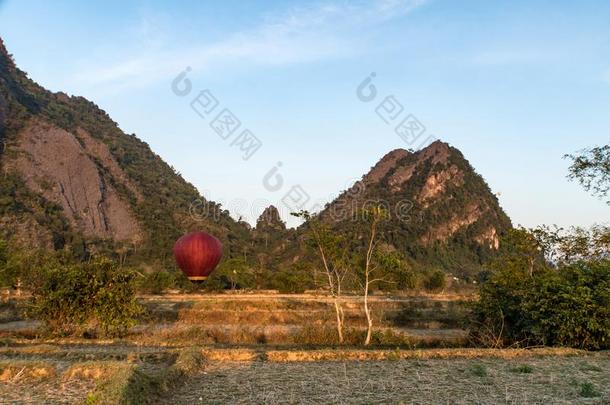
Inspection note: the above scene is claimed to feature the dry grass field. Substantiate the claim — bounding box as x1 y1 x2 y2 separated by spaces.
0 293 472 347
165 353 610 404
0 345 607 404
0 293 608 404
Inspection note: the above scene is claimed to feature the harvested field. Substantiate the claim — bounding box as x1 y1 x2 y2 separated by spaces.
1 294 607 403
0 345 607 404
1 294 472 347
0 346 175 404
0 359 95 403
138 294 470 348
163 353 610 404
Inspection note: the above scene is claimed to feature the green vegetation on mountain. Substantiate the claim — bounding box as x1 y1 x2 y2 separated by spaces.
1 37 514 290
260 144 513 287
0 38 251 269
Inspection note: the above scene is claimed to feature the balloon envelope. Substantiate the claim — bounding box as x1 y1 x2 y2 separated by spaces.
173 231 223 282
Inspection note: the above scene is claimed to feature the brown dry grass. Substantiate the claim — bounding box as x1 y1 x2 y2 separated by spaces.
0 292 606 403
199 347 587 362
0 359 134 404
62 361 123 381
162 353 610 404
0 345 607 404
133 322 466 349
0 294 471 349
0 343 61 355
139 292 476 302
0 360 56 381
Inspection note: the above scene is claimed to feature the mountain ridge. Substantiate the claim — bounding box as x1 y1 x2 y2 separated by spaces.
302 139 512 277
0 37 511 279
0 37 252 264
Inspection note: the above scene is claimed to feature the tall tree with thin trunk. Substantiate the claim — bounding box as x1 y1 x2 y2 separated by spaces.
292 210 349 343
359 206 389 346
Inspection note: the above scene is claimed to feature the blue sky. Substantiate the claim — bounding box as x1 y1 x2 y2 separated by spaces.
1 0 608 228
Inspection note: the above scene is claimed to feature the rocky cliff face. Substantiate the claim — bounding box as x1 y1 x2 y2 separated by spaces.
6 120 142 243
315 140 512 275
0 37 251 262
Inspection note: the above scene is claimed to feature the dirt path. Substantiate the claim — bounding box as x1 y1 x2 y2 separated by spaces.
162 356 610 404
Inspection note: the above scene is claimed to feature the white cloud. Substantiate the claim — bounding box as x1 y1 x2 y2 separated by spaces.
68 0 429 94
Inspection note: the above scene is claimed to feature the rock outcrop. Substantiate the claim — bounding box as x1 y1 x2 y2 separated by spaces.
256 205 286 232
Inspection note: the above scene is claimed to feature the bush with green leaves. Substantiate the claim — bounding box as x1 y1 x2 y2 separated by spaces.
204 258 255 290
0 240 50 292
0 240 11 286
425 270 447 292
267 266 314 293
136 269 182 294
470 230 610 350
522 261 610 349
28 258 142 337
0 240 21 288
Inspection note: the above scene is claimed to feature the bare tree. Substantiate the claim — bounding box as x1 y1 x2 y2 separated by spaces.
292 210 349 343
360 206 389 346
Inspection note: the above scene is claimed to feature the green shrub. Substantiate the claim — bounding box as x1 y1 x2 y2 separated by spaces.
267 266 314 293
523 261 610 349
471 260 610 350
293 325 343 346
137 270 178 294
578 382 599 398
425 270 446 292
204 258 255 291
469 364 487 377
510 364 533 374
369 329 414 347
0 239 24 289
28 258 142 337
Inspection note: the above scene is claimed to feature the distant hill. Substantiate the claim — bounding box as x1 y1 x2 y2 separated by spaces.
312 141 513 277
261 142 513 280
0 37 511 280
0 38 251 265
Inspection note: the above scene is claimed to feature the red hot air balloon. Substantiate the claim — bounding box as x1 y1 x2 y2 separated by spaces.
173 231 223 282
